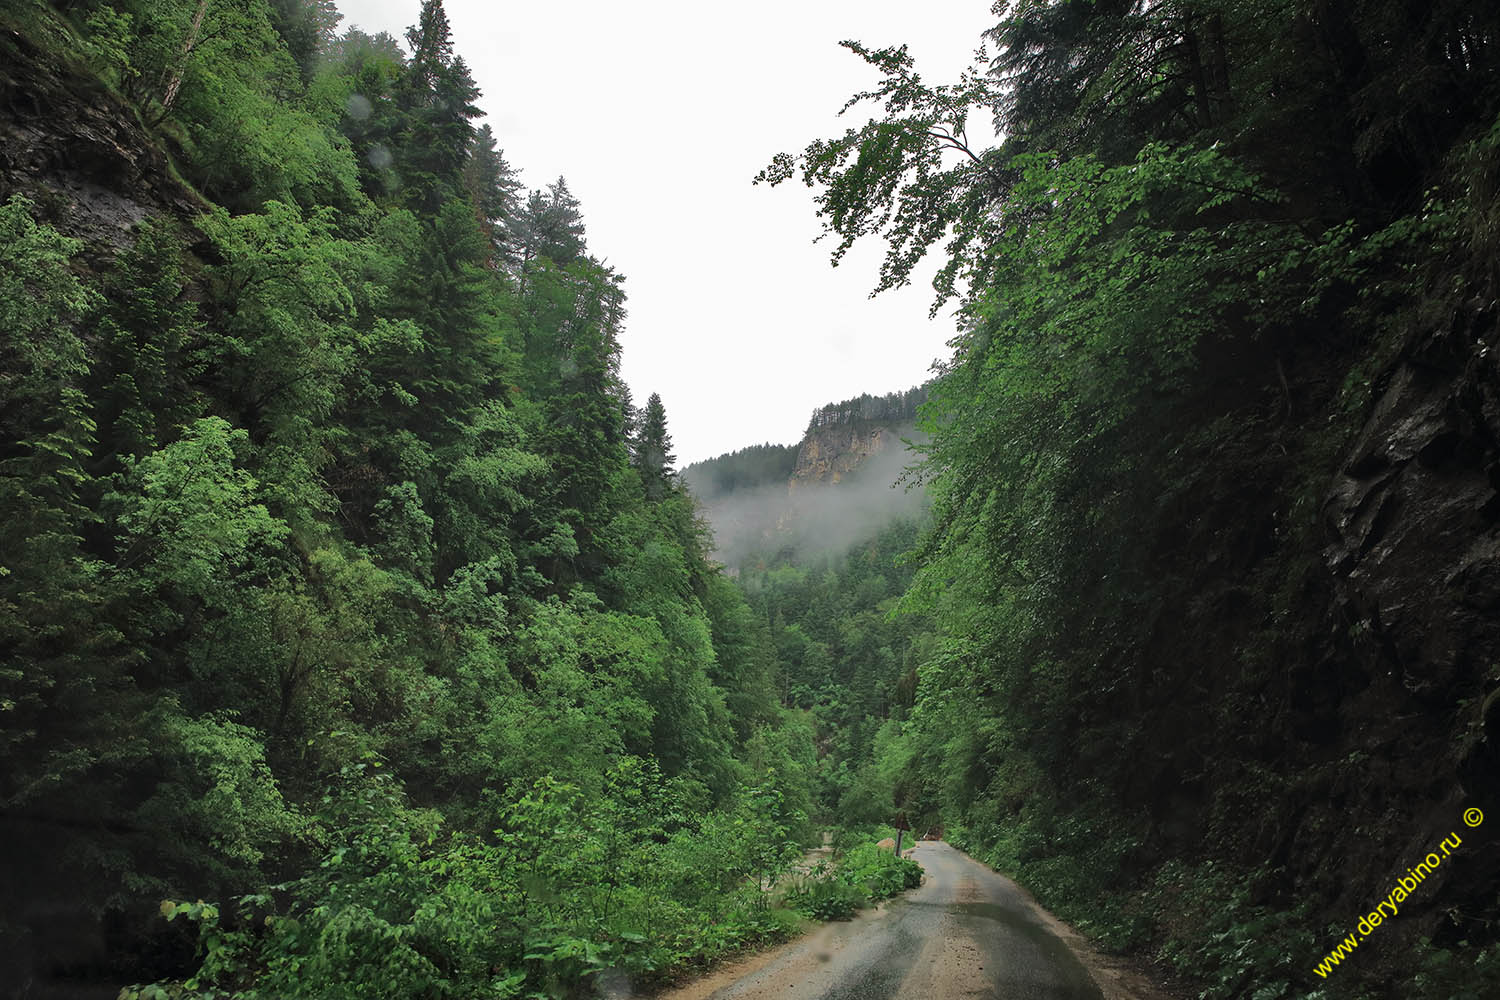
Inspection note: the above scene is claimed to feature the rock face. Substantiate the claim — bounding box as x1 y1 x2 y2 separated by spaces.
1306 306 1500 928
1324 322 1500 709
790 422 906 489
1125 299 1500 967
0 28 200 252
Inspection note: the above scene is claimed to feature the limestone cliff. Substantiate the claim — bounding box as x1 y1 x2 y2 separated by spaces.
789 421 907 489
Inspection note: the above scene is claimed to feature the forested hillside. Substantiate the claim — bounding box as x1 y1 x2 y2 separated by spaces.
0 2 838 995
684 414 938 838
682 443 801 502
733 521 935 828
763 0 1500 997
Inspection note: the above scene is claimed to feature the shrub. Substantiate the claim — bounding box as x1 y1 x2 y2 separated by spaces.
785 875 866 921
837 843 922 901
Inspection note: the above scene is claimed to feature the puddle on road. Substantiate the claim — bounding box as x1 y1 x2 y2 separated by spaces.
951 901 1102 998
954 901 1054 936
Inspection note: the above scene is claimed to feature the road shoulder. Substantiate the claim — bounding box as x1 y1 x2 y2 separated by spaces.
978 861 1186 1000
647 901 897 1000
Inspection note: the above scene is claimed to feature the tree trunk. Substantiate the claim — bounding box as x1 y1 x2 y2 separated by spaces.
158 0 209 118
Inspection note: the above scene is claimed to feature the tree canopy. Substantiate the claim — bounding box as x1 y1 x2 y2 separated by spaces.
763 1 1500 996
0 2 816 993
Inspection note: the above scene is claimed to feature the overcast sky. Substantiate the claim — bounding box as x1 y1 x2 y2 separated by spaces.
339 0 995 464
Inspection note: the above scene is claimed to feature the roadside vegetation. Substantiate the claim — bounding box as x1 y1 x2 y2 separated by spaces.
762 1 1500 997
783 829 924 923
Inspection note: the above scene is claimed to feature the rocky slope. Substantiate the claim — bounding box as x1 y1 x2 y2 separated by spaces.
1087 290 1500 991
0 21 200 251
789 421 906 489
1305 303 1500 948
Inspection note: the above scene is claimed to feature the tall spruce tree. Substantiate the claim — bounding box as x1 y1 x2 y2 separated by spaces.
516 176 588 277
633 391 676 502
464 123 523 264
397 0 480 213
267 0 341 80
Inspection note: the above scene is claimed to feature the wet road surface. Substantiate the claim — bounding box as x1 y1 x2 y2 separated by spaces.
691 841 1103 1000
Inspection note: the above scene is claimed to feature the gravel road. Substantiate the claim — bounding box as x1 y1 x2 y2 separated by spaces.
660 840 1104 1000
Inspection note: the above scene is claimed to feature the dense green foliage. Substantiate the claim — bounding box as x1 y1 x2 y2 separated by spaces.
0 1 829 995
124 763 812 1000
733 521 934 823
783 841 922 922
833 843 923 902
764 0 1500 997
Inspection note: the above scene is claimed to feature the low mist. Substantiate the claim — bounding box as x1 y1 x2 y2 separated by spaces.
689 430 929 569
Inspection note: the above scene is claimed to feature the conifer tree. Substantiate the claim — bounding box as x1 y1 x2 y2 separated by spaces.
267 0 341 79
397 0 480 212
403 0 453 90
633 392 676 502
464 123 523 263
516 176 588 276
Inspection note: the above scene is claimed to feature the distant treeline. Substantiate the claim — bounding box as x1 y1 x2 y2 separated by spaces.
683 442 801 499
805 385 927 433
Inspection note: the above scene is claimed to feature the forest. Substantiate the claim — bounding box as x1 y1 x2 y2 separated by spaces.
681 443 801 504
802 387 929 433
2 0 1499 998
0 1 926 996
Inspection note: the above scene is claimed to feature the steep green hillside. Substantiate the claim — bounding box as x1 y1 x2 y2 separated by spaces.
766 1 1500 997
0 2 816 995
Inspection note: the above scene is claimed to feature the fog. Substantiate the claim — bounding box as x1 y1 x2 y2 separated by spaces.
688 429 929 569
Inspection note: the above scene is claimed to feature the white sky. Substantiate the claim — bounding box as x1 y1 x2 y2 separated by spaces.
338 1 995 464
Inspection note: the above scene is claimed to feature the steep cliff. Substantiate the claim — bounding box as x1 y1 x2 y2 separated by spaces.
789 421 906 489
1297 302 1500 959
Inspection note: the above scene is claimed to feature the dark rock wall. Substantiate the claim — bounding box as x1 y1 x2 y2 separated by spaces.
1312 303 1500 940
0 27 199 250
